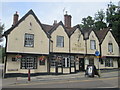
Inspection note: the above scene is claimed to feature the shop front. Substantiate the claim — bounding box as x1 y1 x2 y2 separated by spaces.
4 53 49 77
49 53 76 74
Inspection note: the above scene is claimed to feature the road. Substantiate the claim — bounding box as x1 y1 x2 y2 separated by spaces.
2 71 119 88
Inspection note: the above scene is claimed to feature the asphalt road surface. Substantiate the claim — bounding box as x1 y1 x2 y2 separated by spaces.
2 71 119 88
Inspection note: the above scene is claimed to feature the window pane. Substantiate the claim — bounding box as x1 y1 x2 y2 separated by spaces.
90 40 96 49
21 56 37 69
108 43 113 52
24 34 34 47
57 36 64 47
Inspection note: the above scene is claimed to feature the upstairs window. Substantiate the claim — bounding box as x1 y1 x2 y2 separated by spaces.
24 33 34 47
108 43 113 53
90 40 96 50
56 36 64 47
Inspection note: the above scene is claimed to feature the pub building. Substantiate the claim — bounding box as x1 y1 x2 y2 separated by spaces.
3 10 119 77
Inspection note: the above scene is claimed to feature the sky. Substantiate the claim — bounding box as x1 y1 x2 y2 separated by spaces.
0 0 119 46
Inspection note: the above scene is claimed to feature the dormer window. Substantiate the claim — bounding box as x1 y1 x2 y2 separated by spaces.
108 43 113 53
24 33 34 47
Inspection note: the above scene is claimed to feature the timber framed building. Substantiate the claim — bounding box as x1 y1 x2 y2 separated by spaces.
3 10 120 77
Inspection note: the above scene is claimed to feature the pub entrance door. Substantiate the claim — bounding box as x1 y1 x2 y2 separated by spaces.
79 58 84 71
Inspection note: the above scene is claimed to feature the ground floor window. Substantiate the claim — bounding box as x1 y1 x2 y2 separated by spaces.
105 59 113 67
71 56 75 67
50 59 56 67
63 57 70 68
21 56 37 69
50 55 72 68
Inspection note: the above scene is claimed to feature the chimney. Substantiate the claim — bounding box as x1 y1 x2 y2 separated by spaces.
13 11 19 26
64 11 72 28
53 20 57 25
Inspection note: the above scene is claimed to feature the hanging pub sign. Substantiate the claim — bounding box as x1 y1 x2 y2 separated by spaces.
38 56 47 61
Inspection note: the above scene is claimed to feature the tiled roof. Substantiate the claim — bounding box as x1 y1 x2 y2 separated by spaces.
3 9 89 39
66 25 80 36
95 28 109 44
41 24 53 33
81 27 93 40
4 9 51 38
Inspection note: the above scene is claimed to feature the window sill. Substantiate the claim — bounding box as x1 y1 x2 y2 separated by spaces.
56 46 64 48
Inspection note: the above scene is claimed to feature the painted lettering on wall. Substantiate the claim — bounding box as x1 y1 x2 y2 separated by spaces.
72 43 84 51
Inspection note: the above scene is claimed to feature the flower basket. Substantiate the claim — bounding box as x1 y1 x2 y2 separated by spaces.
15 55 22 58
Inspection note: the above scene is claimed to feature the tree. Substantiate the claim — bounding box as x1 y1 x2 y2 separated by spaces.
94 21 107 30
106 1 118 27
0 23 4 44
81 16 95 29
94 9 107 30
95 9 105 22
0 22 5 63
106 2 120 46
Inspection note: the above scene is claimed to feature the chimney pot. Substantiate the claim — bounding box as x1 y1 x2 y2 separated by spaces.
53 20 57 25
12 11 19 26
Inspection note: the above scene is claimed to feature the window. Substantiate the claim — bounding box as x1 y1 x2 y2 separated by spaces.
50 59 56 67
21 56 37 69
105 59 113 67
71 56 75 67
108 43 113 52
12 58 16 61
56 36 64 47
90 40 96 50
63 57 70 68
57 60 62 67
24 33 34 47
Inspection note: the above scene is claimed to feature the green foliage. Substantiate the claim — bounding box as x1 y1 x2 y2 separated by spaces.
106 2 120 45
95 9 105 22
0 47 5 63
94 9 107 30
81 16 95 29
0 23 4 43
80 2 120 45
94 21 107 30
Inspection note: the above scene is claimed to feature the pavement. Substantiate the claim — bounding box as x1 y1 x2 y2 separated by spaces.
2 70 119 88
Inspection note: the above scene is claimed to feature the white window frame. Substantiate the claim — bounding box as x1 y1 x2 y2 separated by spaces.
63 57 70 68
24 33 34 47
90 40 96 50
56 36 64 47
108 43 113 53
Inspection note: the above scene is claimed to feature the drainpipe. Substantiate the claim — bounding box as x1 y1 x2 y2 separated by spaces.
69 36 71 73
48 38 51 75
85 39 87 70
3 35 8 78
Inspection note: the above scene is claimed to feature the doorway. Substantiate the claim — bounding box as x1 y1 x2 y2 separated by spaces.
79 58 84 71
